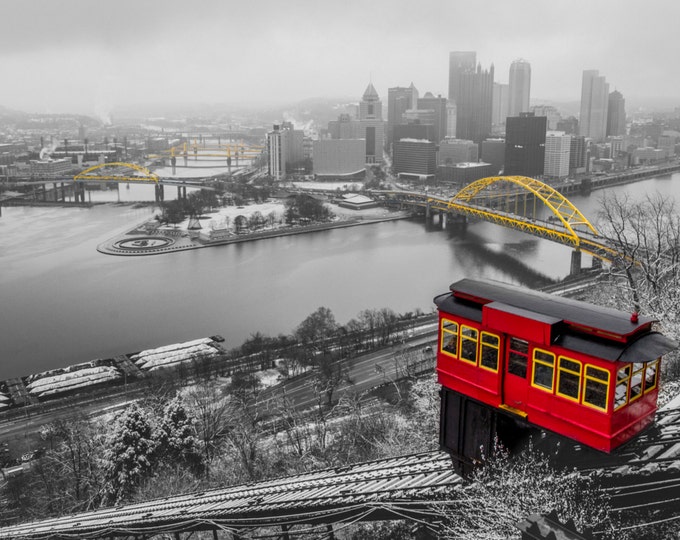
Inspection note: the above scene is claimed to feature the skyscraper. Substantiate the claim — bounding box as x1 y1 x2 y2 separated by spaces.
387 84 418 150
267 125 286 180
448 51 476 102
456 63 495 143
328 83 384 164
544 131 571 179
492 83 509 126
359 82 382 121
358 82 384 163
508 59 531 117
579 70 609 141
606 90 626 137
417 92 448 143
504 112 546 177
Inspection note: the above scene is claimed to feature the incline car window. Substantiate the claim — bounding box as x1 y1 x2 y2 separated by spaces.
583 365 610 411
480 332 500 372
645 359 659 393
460 326 478 364
557 357 581 402
508 338 528 378
441 319 458 357
532 349 555 391
615 359 660 411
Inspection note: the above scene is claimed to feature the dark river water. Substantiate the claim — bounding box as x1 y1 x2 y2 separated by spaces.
1 175 679 379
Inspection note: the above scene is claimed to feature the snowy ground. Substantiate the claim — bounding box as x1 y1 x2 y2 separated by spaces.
290 181 365 192
176 201 286 230
172 200 403 231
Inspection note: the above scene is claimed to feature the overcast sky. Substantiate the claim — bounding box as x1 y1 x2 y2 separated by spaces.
2 0 678 117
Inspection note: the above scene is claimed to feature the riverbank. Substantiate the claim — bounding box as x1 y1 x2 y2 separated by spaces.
97 208 412 256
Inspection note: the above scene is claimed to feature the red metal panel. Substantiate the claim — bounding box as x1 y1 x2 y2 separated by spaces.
483 303 558 346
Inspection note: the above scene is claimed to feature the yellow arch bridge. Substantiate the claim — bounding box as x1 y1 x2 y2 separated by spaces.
73 162 217 202
74 162 160 184
379 176 618 261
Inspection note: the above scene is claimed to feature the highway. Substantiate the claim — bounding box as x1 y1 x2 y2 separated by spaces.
259 325 438 412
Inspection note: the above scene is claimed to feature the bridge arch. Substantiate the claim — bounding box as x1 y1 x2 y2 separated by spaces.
74 162 159 183
447 176 599 246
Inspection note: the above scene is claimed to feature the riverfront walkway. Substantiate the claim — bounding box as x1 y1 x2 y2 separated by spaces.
97 213 410 256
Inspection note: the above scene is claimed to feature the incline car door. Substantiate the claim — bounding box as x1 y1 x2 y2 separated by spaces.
503 336 530 411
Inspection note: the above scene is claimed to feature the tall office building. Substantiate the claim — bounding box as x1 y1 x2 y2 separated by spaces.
417 92 448 143
438 139 478 165
387 84 418 150
448 51 476 102
446 101 457 138
392 139 437 178
569 136 588 174
544 131 572 179
492 83 509 126
267 125 286 180
328 83 384 164
508 59 531 117
607 90 626 137
456 63 495 143
280 121 304 166
504 112 546 177
579 70 609 141
358 82 384 163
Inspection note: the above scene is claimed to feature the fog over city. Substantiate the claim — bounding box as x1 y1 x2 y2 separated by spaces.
3 0 679 116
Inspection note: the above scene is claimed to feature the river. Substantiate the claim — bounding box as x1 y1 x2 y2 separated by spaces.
1 175 678 379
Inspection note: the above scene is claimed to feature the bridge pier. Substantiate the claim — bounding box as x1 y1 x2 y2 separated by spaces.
74 182 85 203
155 184 165 203
441 212 447 229
570 249 582 275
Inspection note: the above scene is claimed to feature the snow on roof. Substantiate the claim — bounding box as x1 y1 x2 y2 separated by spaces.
132 338 219 371
27 367 121 397
137 344 218 371
399 138 432 144
133 338 214 359
341 194 374 204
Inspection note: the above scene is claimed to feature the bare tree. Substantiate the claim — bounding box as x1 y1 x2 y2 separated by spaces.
185 383 231 477
598 193 680 315
438 442 615 540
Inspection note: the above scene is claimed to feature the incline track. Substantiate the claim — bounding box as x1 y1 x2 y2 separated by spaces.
0 451 461 539
3 405 680 538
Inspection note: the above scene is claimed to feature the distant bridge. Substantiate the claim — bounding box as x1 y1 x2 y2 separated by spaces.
378 176 619 261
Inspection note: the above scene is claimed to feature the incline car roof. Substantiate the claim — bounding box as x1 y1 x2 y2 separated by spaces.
437 278 653 339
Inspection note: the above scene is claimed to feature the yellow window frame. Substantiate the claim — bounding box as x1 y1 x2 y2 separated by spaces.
628 363 645 404
440 319 459 359
531 348 556 392
556 356 582 403
644 359 660 394
479 331 500 373
582 365 610 412
614 364 631 411
459 325 479 365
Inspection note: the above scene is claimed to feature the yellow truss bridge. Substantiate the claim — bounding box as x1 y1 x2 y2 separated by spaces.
381 176 618 260
74 162 159 184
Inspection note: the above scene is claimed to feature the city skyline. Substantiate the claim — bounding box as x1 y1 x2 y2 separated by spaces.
2 0 679 118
